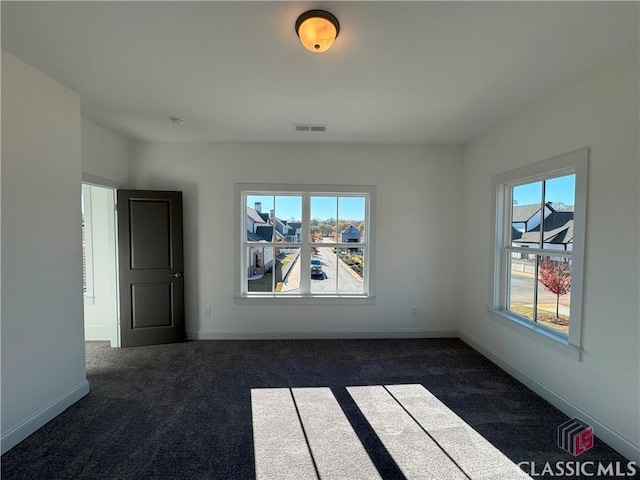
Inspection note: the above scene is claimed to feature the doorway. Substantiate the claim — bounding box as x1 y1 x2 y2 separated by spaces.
82 183 119 347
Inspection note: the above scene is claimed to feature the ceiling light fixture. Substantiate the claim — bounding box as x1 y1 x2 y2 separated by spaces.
295 10 340 53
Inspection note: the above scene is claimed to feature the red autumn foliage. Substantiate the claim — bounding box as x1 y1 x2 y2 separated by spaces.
538 258 571 318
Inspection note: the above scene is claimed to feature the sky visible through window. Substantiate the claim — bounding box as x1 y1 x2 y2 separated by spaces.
513 174 575 207
247 195 365 221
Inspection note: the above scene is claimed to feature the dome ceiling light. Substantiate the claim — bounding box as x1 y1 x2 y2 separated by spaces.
295 10 340 53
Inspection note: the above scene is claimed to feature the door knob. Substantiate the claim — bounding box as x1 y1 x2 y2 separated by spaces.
169 272 184 278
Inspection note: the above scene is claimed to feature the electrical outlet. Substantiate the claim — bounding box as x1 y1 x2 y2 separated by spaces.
410 307 417 317
204 307 211 318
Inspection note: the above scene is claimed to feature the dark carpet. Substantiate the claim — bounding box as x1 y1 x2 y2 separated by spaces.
1 338 636 479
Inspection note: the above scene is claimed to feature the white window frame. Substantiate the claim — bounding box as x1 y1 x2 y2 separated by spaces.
234 184 376 303
488 149 588 359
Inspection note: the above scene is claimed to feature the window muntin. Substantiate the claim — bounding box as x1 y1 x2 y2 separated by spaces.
491 149 588 351
239 185 373 298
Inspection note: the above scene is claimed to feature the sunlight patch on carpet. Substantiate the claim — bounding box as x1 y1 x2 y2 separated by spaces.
385 384 528 479
347 385 468 479
252 384 530 479
252 387 379 480
251 388 317 479
292 387 382 479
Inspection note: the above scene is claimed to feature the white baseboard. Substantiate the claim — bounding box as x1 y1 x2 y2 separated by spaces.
459 330 640 464
1 380 90 455
84 326 111 341
187 328 458 340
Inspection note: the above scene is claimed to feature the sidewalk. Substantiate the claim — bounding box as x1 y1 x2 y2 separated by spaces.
281 255 300 292
524 303 570 316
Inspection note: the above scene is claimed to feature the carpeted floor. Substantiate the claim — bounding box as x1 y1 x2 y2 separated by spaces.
1 338 636 479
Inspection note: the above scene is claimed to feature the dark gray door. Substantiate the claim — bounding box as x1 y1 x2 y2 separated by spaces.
117 190 184 347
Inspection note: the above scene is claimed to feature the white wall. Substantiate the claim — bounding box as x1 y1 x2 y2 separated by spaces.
81 118 130 186
130 142 463 339
83 185 117 342
1 51 89 453
460 43 640 461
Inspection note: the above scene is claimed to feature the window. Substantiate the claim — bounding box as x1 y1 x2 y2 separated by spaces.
81 184 95 304
235 184 375 299
489 149 588 353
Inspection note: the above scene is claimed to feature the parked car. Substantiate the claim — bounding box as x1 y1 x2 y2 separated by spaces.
310 258 323 278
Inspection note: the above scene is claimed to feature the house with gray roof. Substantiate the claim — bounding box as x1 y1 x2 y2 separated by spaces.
512 202 554 234
246 203 291 276
284 222 301 242
512 204 573 252
246 203 274 277
341 225 362 252
246 204 267 235
341 225 361 243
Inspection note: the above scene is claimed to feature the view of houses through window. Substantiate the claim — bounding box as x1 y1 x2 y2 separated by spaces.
506 174 575 334
243 191 368 296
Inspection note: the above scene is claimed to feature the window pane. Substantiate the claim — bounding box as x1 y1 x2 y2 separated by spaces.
545 175 575 211
511 182 542 247
310 247 337 294
275 247 301 293
536 255 571 334
337 246 365 294
338 197 365 244
247 247 274 293
246 195 274 242
542 174 575 252
275 196 302 243
311 196 337 243
247 247 301 294
507 252 535 320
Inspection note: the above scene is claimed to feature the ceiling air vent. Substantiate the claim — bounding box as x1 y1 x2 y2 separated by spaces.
294 124 327 132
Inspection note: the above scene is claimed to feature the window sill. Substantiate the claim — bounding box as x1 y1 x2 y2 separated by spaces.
487 307 582 361
233 294 376 305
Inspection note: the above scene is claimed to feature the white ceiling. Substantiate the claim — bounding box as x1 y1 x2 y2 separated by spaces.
2 1 638 145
